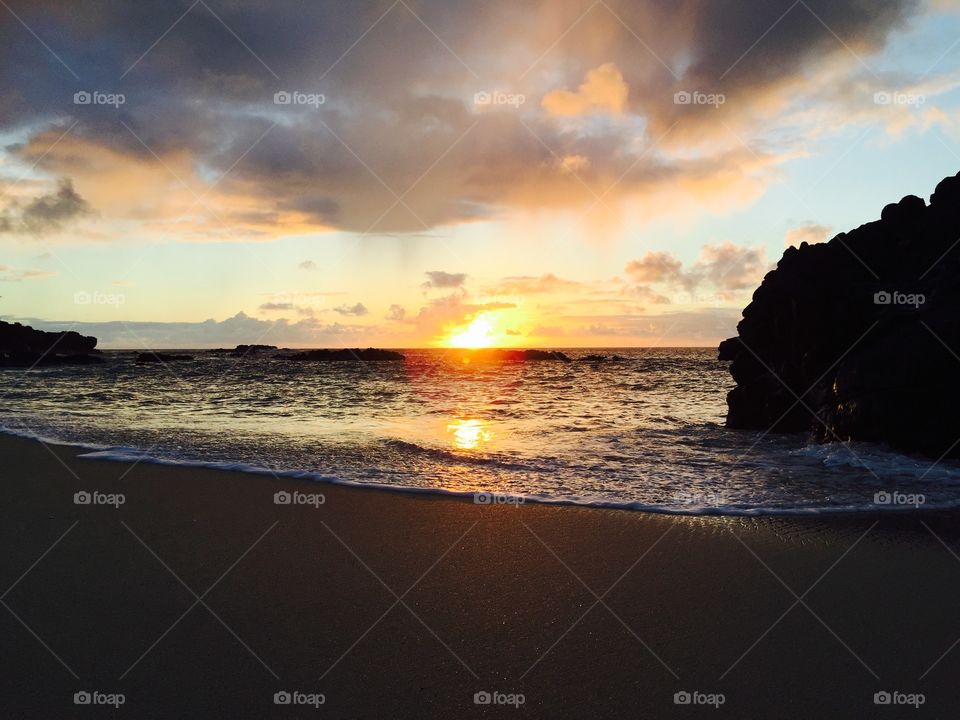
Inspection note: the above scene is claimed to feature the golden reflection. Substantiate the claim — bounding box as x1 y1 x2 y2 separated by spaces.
447 418 492 450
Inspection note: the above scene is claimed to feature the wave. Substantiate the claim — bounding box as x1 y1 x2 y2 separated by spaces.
69 447 960 516
788 441 960 483
3 424 959 517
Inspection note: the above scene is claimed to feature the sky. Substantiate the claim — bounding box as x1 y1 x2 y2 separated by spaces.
2 0 960 348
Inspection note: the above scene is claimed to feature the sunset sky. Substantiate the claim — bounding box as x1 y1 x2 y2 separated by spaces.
3 0 960 348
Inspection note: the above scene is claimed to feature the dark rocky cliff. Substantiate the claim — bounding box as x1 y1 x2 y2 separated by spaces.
719 172 960 457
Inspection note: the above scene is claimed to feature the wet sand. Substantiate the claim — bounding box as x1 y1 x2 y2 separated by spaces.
2 433 958 718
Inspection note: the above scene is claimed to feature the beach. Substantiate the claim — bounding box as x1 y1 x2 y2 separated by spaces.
2 432 958 718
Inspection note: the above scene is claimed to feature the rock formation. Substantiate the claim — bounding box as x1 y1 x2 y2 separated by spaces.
208 344 278 356
0 320 101 367
452 349 572 362
719 171 960 457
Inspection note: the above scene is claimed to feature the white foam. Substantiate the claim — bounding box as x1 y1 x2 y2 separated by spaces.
69 445 960 517
5 426 960 517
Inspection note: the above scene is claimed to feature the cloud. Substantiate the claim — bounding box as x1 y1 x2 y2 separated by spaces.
0 179 92 235
0 265 56 281
625 242 768 295
785 223 833 247
386 304 406 322
625 252 687 285
422 271 467 289
626 285 672 304
299 260 317 270
542 63 629 117
0 0 920 236
487 273 583 295
576 308 742 344
259 302 294 311
695 241 769 291
333 302 368 316
15 311 365 349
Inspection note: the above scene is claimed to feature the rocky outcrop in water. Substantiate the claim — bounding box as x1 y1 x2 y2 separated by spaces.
719 171 960 458
579 353 626 362
0 320 101 367
287 348 405 361
208 344 278 356
456 349 572 362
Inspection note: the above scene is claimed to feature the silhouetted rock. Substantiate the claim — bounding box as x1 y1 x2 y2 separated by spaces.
520 349 571 362
579 354 626 362
231 344 277 356
209 344 279 357
719 171 960 457
457 349 571 362
0 320 101 367
287 348 405 361
136 352 195 363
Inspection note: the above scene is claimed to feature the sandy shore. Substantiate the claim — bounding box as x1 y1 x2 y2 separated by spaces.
2 433 959 718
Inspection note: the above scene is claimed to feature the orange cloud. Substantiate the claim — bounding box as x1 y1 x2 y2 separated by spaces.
785 223 833 247
542 63 629 117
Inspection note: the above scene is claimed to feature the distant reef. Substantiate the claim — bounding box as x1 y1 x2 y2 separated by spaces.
457 349 572 363
0 320 101 367
287 348 405 362
208 344 278 357
719 171 960 458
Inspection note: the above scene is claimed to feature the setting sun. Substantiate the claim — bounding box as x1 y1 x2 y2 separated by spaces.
445 314 498 348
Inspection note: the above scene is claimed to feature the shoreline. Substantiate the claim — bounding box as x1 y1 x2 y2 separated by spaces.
1 425 952 518
4 432 960 717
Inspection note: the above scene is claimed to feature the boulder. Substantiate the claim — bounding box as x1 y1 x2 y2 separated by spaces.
719 171 960 457
0 320 101 367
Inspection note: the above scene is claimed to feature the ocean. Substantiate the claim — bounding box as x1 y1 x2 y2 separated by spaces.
3 347 958 515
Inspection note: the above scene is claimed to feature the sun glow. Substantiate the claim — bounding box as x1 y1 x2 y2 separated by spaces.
445 314 498 348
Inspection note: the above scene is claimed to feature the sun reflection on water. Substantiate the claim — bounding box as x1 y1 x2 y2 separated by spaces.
447 419 493 450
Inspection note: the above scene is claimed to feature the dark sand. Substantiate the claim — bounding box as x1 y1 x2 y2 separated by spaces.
2 433 959 718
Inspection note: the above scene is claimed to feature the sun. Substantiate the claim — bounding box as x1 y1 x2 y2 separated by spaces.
445 314 497 348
